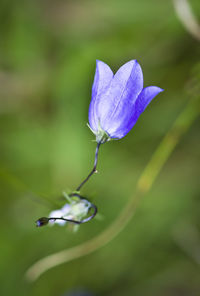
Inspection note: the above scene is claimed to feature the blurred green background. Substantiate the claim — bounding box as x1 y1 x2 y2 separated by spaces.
0 0 200 295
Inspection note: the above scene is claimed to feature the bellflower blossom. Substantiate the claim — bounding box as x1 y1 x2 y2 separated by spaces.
35 60 163 229
88 60 163 142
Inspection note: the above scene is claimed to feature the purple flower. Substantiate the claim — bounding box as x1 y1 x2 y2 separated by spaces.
88 60 163 142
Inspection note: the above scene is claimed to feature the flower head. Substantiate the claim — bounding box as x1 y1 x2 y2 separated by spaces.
48 198 91 226
88 60 163 142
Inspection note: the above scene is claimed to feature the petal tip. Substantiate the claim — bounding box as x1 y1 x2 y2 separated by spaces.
96 59 108 66
125 59 138 66
150 86 164 94
95 59 102 67
156 87 164 94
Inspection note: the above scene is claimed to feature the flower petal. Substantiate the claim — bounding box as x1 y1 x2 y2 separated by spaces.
97 60 143 136
61 203 71 215
135 86 163 116
111 86 163 138
88 60 113 131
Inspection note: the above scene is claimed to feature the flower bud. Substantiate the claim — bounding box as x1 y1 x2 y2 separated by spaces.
36 217 49 227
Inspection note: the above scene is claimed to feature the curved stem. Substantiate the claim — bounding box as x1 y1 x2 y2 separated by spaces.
75 142 101 192
173 0 200 41
26 96 200 282
49 217 82 224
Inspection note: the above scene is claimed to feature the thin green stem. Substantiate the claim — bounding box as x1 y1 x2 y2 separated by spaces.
75 142 101 192
26 96 200 282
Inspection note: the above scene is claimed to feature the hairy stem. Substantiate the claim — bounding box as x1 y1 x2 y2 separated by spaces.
26 96 200 282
